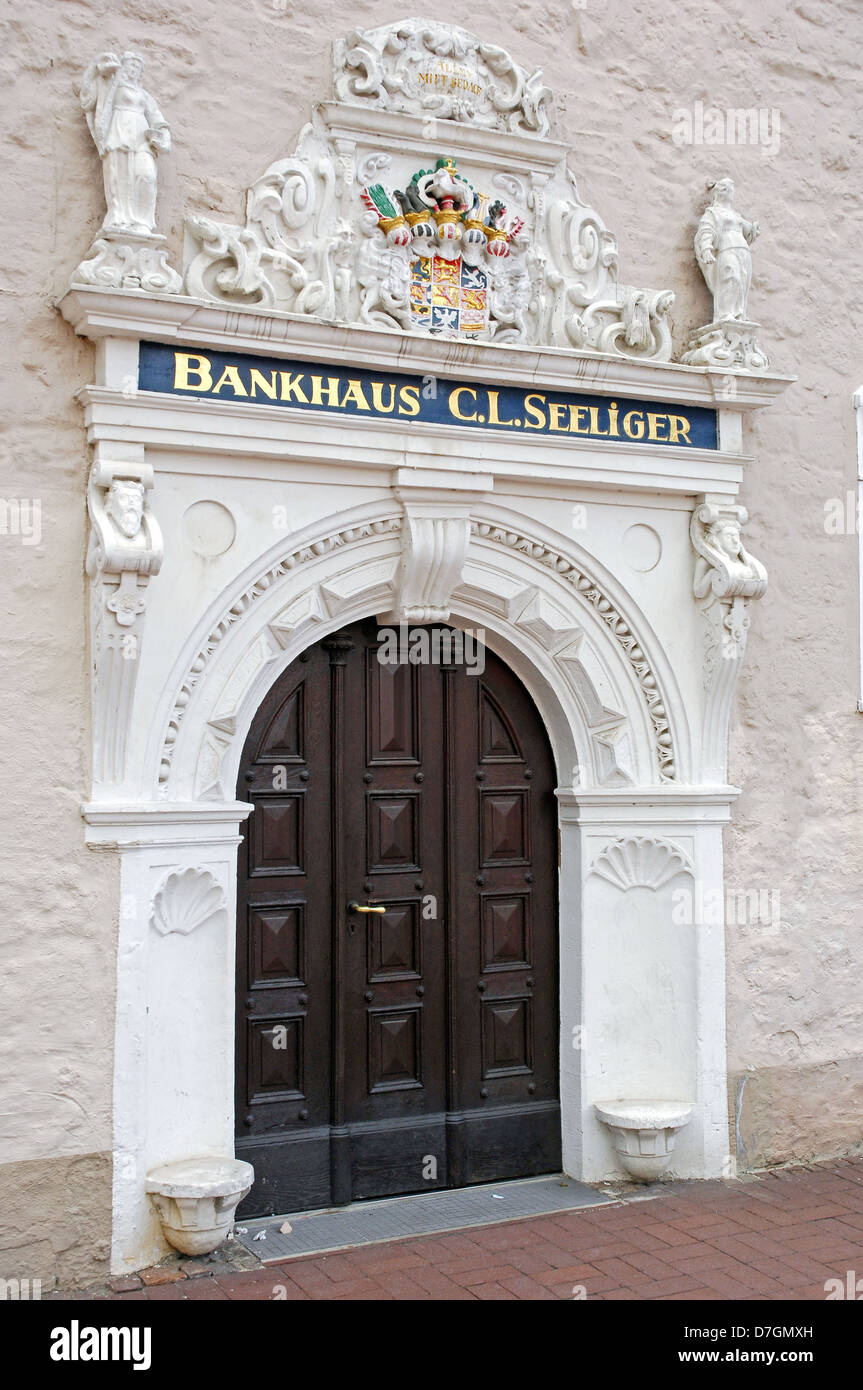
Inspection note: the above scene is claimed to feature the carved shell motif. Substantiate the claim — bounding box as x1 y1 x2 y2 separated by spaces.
150 867 228 937
590 836 692 892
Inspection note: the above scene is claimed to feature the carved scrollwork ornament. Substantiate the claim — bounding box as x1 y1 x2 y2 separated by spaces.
169 24 678 361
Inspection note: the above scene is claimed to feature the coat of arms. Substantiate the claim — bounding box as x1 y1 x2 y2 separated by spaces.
361 157 525 340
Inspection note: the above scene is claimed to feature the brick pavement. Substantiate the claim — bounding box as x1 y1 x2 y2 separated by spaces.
79 1158 863 1302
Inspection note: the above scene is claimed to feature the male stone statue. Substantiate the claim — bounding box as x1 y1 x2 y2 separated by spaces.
80 51 171 234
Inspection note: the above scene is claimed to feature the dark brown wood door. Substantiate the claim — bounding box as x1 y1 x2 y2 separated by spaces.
236 620 559 1216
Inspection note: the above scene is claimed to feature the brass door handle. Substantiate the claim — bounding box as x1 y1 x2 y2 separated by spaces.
347 901 387 914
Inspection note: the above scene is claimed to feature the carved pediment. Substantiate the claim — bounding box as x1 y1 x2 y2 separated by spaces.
182 20 674 361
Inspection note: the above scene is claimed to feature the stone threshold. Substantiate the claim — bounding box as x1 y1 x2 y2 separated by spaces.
234 1173 618 1264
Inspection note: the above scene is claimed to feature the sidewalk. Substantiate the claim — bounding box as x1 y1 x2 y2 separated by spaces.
68 1157 863 1301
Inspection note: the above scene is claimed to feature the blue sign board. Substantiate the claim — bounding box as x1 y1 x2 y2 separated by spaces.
138 340 717 450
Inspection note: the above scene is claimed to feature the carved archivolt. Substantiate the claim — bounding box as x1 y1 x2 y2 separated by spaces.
590 836 693 892
157 517 402 787
157 511 680 796
471 522 677 782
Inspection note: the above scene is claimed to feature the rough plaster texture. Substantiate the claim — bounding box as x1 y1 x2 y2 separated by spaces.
0 0 861 1279
0 1153 111 1289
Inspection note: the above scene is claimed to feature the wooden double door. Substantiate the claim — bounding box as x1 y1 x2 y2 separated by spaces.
235 620 559 1216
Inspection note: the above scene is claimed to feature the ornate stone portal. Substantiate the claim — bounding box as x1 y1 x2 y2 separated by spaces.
59 20 793 1274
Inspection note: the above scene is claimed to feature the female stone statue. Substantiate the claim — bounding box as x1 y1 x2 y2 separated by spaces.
80 51 171 235
694 178 759 322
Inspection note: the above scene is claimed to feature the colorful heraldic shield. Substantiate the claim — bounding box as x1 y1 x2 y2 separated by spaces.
411 255 488 334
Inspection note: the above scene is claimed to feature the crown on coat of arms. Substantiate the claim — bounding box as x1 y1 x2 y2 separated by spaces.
362 156 523 258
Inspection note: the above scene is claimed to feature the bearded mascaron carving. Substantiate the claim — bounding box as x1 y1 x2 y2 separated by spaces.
691 500 767 781
183 21 675 361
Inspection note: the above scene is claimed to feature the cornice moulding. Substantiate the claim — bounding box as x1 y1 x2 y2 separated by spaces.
317 101 570 173
76 386 746 497
556 787 740 823
57 287 795 412
82 800 253 847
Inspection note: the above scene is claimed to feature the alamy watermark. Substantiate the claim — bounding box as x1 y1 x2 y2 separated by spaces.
0 498 41 546
824 492 861 535
672 100 780 158
672 883 782 931
377 624 486 675
0 1277 41 1300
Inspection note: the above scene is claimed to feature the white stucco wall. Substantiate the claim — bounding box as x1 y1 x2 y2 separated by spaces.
1 0 861 1283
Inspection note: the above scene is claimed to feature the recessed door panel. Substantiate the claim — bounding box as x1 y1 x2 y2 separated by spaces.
236 620 559 1216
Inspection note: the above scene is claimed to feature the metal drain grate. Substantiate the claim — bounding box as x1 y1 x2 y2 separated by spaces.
234 1174 614 1263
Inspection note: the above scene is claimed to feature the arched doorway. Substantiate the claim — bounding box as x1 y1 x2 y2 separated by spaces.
235 619 560 1216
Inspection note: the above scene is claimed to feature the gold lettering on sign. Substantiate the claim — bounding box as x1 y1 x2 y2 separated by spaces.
174 352 213 392
160 350 703 448
279 372 309 404
667 414 692 445
212 365 247 396
398 385 420 416
249 368 278 399
523 394 547 430
448 386 479 422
